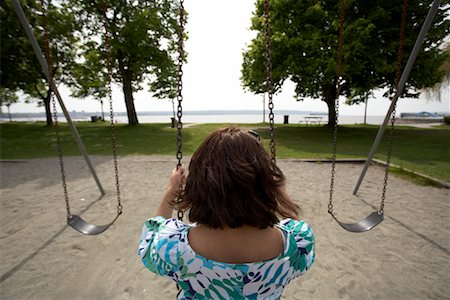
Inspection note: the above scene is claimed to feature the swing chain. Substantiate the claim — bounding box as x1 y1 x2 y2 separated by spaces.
380 0 407 214
102 1 122 215
263 0 276 164
328 77 342 215
328 0 345 215
40 0 72 218
175 0 186 221
52 95 71 217
176 0 185 168
380 105 397 214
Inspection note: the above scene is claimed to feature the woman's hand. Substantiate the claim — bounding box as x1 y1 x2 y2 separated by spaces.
167 166 186 195
156 166 187 219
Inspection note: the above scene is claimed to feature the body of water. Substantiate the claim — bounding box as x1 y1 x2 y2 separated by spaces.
0 112 387 125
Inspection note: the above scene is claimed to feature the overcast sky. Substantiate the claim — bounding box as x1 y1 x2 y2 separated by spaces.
11 0 450 115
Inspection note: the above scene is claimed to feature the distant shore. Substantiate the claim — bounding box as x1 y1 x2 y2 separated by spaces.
0 111 388 125
2 110 448 125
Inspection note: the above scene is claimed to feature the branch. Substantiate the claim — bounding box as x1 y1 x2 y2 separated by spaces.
34 82 45 100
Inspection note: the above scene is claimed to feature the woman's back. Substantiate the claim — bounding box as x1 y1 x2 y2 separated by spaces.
138 217 314 300
188 223 284 264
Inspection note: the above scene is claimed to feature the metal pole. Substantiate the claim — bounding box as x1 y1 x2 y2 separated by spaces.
12 0 105 195
263 93 266 123
353 0 441 195
364 98 368 125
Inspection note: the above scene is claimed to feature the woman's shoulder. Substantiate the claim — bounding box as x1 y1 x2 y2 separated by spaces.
277 218 313 237
277 218 315 275
145 216 191 232
277 219 315 256
143 216 191 245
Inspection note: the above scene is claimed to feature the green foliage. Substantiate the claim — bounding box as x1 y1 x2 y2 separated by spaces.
1 0 41 95
0 88 19 111
0 0 78 97
69 42 109 101
422 43 450 101
444 116 450 125
241 0 450 120
69 0 183 111
1 0 78 125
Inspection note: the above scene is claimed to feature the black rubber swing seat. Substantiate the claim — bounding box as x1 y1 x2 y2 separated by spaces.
68 213 121 235
331 211 384 233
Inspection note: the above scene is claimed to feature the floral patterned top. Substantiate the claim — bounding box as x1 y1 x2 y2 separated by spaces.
138 216 315 300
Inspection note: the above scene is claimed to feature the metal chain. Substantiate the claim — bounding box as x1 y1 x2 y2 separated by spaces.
175 0 185 221
329 0 407 216
102 1 122 215
380 0 407 214
328 0 345 215
263 0 276 164
40 0 72 218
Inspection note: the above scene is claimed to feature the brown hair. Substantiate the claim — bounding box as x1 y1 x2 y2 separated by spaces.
176 126 299 229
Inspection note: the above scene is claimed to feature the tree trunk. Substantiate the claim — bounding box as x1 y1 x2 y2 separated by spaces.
364 98 368 125
100 100 105 121
323 84 337 127
44 88 53 126
118 59 139 125
7 104 12 122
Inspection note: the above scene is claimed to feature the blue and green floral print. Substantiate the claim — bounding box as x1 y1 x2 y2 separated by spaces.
138 217 314 300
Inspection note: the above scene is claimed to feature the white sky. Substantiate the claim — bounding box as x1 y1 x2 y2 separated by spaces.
11 0 450 115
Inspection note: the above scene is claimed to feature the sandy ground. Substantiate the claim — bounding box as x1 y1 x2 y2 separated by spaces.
0 155 449 300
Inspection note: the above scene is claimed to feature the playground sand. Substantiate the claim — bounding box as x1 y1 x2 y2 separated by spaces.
0 156 449 299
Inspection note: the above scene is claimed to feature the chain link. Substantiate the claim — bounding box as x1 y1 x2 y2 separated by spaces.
52 95 71 217
329 0 406 216
328 0 345 216
175 0 185 221
263 0 276 164
380 0 407 214
40 0 72 218
103 1 122 215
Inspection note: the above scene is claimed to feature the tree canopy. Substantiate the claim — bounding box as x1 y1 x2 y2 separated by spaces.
242 0 450 126
0 0 78 125
69 0 182 125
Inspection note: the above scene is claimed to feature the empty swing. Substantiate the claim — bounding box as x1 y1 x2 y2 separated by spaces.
327 0 440 232
326 0 407 232
39 0 122 235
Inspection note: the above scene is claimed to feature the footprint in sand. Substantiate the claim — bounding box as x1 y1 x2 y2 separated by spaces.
71 244 88 257
338 279 356 298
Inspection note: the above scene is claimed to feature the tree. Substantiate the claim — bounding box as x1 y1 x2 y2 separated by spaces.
0 0 78 125
422 43 450 102
69 0 182 125
0 88 19 121
69 42 110 120
241 0 450 126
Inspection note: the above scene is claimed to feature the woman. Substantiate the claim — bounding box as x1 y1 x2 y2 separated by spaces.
138 126 314 299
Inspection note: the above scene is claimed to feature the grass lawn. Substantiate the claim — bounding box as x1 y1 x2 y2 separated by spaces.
1 122 449 182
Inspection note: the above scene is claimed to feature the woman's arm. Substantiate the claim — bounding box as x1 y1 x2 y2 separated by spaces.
155 166 186 219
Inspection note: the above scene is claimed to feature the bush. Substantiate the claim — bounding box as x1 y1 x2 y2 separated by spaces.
444 116 450 125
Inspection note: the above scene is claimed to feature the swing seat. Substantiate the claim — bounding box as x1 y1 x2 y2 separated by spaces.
68 214 121 235
331 211 383 233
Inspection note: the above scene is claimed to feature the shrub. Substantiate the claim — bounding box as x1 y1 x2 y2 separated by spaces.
444 116 450 125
